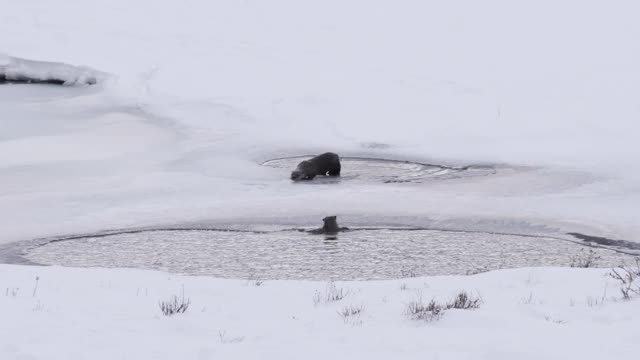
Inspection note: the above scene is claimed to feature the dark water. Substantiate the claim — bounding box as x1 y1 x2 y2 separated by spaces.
262 156 497 184
25 228 634 280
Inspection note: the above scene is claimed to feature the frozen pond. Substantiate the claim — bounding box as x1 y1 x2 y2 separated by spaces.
25 228 633 280
262 156 497 184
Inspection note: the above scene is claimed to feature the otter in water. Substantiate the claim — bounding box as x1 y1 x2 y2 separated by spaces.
308 216 349 235
290 152 341 181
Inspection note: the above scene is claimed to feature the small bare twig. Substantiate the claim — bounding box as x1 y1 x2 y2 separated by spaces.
32 276 40 297
219 330 244 344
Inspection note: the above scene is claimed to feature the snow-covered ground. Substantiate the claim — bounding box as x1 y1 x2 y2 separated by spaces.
1 264 639 360
2 1 640 358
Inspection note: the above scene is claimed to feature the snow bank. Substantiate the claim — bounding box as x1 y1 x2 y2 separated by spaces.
0 264 638 360
0 55 105 85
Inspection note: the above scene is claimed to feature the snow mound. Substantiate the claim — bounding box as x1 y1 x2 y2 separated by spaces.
0 54 105 85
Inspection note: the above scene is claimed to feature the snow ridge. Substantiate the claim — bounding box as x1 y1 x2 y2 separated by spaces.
0 55 106 85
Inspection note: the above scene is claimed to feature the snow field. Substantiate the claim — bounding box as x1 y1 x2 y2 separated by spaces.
1 264 639 360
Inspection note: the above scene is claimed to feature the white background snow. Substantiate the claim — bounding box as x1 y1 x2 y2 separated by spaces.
1 0 639 242
1 1 639 359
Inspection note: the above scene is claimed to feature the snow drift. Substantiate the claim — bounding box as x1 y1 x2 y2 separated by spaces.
0 54 105 85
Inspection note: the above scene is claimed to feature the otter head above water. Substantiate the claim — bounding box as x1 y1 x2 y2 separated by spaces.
307 215 349 235
322 216 340 233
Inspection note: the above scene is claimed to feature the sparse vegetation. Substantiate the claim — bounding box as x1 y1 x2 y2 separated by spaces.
520 292 536 305
520 292 547 305
586 295 606 307
448 291 482 310
32 300 45 312
570 248 601 268
608 257 640 300
544 315 566 324
405 297 444 322
338 303 365 323
313 281 350 305
246 271 265 287
159 294 191 316
405 291 482 322
136 287 148 296
218 330 245 344
5 287 19 297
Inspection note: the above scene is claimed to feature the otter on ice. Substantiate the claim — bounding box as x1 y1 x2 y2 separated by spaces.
290 152 341 181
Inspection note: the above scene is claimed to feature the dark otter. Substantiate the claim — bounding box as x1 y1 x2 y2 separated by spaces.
308 216 349 235
290 152 341 181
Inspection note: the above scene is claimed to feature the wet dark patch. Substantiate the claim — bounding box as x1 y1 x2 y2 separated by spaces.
0 74 67 85
1 56 102 86
568 232 640 251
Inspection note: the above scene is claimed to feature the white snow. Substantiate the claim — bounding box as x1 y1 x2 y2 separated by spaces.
1 0 640 358
1 264 638 360
1 0 638 242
